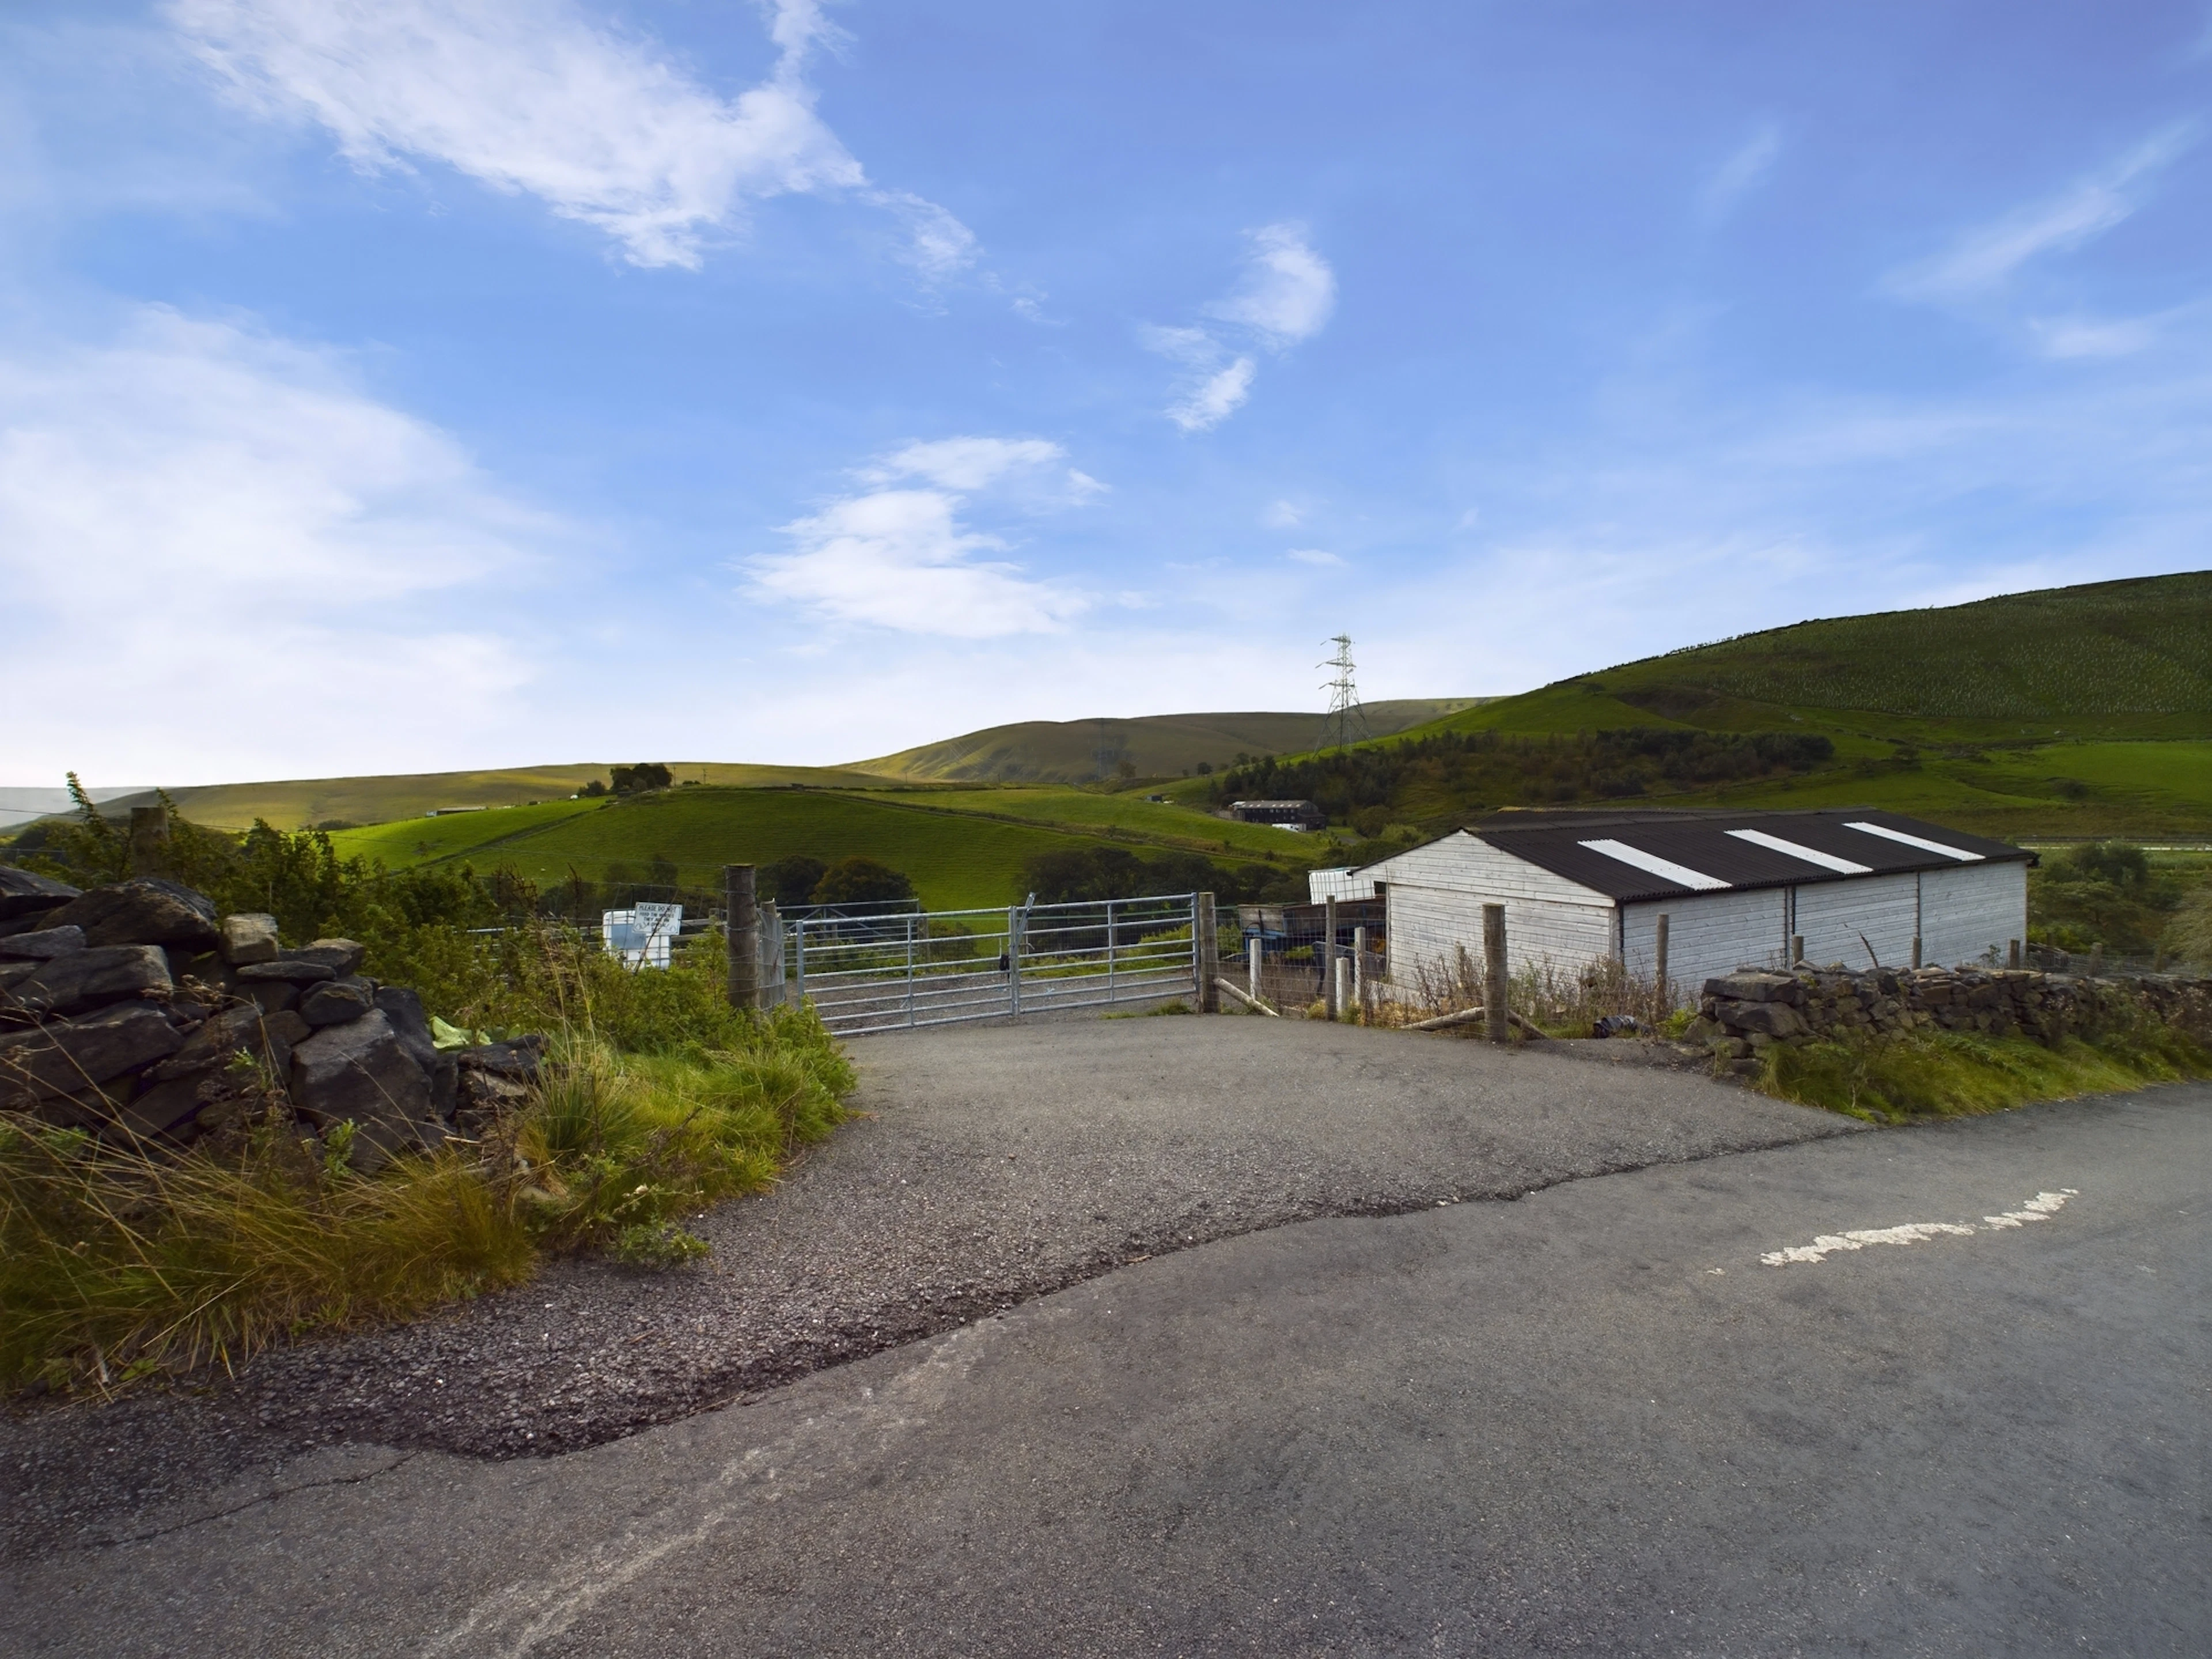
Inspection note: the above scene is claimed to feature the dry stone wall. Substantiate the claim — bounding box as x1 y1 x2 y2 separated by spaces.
0 867 540 1172
1688 962 2212 1073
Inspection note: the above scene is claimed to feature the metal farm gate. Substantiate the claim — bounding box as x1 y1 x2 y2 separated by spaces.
790 893 1203 1037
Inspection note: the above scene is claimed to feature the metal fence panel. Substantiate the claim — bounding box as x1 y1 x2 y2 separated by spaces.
792 893 1203 1036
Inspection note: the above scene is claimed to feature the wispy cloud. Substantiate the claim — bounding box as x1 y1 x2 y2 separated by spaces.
1145 222 1334 431
2029 312 2164 359
0 306 542 782
167 0 974 274
1888 124 2198 301
1205 222 1337 346
1285 547 1342 567
748 438 1097 635
1700 122 1780 222
1263 499 1304 528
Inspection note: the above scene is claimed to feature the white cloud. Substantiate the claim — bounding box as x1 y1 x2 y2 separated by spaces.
2030 313 2163 359
0 306 543 783
1205 222 1336 347
748 437 1096 636
1700 123 1780 222
1263 499 1304 528
1145 222 1334 431
1889 124 2198 301
1286 547 1342 567
168 0 972 274
1167 357 1255 432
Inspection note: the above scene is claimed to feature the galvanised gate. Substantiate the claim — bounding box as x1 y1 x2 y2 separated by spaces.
787 893 1211 1037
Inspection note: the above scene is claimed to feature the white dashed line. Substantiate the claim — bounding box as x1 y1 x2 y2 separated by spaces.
1761 1190 2078 1266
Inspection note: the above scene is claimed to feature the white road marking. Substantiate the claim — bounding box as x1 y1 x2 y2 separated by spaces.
1761 1190 2077 1266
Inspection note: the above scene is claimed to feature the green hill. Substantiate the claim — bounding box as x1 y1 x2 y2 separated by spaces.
1183 574 2212 842
328 786 1324 912
94 761 910 833
858 700 1482 782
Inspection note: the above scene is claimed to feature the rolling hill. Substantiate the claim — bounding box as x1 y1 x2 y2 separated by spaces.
1177 574 2212 842
325 786 1319 912
856 700 1482 782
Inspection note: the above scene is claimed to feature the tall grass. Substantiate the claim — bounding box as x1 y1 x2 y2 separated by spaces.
0 930 853 1393
1762 1027 2210 1124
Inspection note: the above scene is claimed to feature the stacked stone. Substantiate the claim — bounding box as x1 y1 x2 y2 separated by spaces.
1 868 541 1172
1686 961 2212 1068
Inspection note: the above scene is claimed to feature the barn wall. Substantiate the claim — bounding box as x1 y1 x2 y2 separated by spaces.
1919 861 2029 968
1793 872 1921 971
1384 883 1613 991
1370 832 1613 905
1622 890 1790 990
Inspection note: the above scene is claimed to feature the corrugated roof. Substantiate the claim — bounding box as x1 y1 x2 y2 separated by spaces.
1463 808 2032 902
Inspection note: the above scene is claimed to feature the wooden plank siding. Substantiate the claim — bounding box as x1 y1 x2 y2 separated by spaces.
1376 832 1616 993
1794 871 1919 971
1621 889 1790 990
1919 860 2028 969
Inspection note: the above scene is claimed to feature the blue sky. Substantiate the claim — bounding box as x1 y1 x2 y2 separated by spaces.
5 1 2209 786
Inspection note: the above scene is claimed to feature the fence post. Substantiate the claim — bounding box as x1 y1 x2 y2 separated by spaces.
1007 907 1024 1017
759 899 783 1007
1353 924 1366 1014
724 865 759 1011
1195 892 1219 1013
2008 938 2021 970
1323 895 1339 1021
1910 934 1922 970
1249 935 1263 1006
128 805 169 877
1483 903 1508 1044
1790 933 1805 966
794 917 808 1005
1654 911 1671 1017
1107 897 1118 1003
905 914 917 1027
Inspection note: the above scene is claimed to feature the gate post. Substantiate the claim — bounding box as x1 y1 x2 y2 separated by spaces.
1483 903 1508 1044
1249 935 1262 1005
725 865 760 1011
1195 892 1218 1013
1323 896 1339 1020
1654 911 1671 1018
1007 907 1024 1016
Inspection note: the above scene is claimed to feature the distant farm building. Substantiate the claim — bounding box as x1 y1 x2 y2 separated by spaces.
1329 809 2032 990
1229 798 1326 830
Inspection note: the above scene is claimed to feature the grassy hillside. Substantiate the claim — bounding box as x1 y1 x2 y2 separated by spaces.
858 699 1481 782
327 787 1322 912
96 761 907 832
1176 575 2212 841
849 786 1323 857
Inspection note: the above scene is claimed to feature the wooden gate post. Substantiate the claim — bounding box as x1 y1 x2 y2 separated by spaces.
1195 892 1219 1012
1249 935 1263 1005
1323 895 1339 1021
1483 903 1509 1044
724 864 759 1011
1654 911 1671 1017
1790 933 1805 966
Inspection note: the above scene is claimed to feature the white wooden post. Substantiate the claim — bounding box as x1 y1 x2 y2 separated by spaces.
1249 935 1262 1005
794 917 808 1004
1106 897 1117 1002
1353 923 1366 1012
1195 892 1219 1013
1007 907 1024 1016
1323 895 1339 1021
1334 953 1350 1022
905 913 917 1027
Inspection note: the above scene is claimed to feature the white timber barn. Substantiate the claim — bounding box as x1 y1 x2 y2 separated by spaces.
1323 809 2033 994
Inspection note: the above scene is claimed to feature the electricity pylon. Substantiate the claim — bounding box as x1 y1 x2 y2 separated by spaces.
1319 634 1370 752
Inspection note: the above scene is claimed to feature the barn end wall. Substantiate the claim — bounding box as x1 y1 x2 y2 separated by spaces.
1622 890 1789 990
1919 860 2029 968
1377 835 1616 991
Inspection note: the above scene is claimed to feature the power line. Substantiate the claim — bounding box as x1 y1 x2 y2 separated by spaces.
1319 634 1370 752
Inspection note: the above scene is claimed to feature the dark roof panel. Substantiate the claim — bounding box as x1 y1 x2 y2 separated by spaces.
1467 808 2031 903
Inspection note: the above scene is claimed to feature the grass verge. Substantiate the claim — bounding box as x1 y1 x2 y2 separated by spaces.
0 933 854 1394
1759 1027 2211 1124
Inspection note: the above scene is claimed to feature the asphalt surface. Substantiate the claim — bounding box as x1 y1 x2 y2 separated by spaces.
3 1056 2202 1656
1 1016 1842 1547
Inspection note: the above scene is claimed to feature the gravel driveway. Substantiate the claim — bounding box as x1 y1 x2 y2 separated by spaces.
1 1016 1853 1560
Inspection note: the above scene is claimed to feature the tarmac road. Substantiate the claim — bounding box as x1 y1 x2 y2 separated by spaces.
5 1079 2202 1657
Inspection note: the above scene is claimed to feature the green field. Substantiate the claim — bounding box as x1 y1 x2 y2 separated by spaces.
851 786 1317 857
327 787 1319 911
104 761 907 832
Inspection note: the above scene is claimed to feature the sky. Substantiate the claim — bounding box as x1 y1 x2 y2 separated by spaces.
4 0 2210 787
